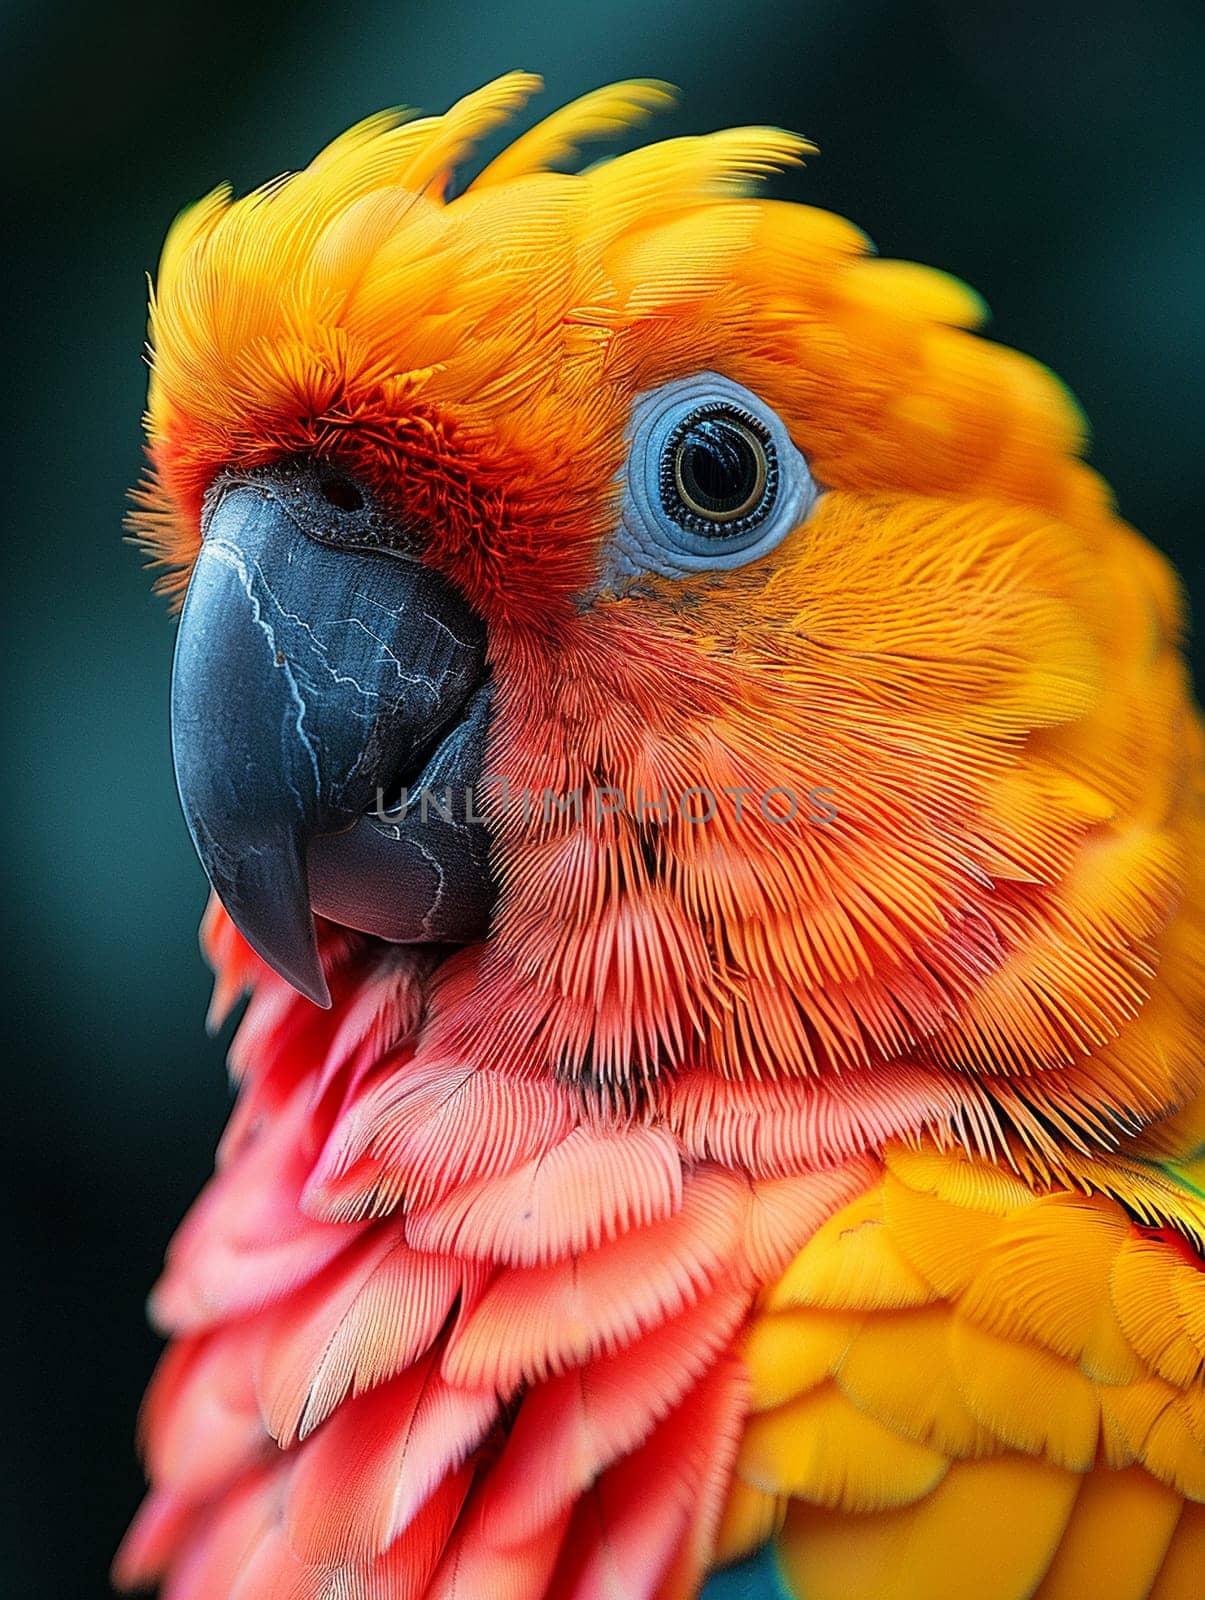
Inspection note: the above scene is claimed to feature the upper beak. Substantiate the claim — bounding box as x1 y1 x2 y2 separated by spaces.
170 458 488 1005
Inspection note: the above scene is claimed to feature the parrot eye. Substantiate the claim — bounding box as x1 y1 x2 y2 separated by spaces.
607 373 819 583
664 406 775 531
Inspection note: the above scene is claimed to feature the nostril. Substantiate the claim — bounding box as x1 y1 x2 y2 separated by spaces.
319 472 364 513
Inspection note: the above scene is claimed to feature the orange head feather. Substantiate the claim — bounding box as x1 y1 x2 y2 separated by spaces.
134 73 1205 1174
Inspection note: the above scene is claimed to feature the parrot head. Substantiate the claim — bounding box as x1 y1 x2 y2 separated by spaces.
136 74 1200 1168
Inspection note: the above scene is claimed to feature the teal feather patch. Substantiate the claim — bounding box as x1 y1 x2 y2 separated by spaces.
702 1548 791 1599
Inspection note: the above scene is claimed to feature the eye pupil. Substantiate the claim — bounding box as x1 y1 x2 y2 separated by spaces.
664 407 775 532
678 421 758 512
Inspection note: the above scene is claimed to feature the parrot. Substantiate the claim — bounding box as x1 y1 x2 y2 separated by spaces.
114 73 1205 1600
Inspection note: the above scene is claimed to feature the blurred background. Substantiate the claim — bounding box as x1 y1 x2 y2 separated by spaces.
2 0 1202 1592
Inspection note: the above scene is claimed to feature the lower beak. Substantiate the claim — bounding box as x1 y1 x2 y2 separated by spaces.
170 459 489 1005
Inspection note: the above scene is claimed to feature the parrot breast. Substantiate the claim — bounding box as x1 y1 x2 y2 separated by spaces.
115 908 880 1597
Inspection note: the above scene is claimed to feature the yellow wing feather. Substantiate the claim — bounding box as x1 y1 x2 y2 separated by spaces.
725 1141 1205 1599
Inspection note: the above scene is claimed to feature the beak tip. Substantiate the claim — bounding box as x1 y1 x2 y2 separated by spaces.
211 887 331 1010
245 928 332 1009
299 972 333 1009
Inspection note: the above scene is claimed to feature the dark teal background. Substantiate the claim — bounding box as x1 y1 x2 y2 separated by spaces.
3 1 1202 1594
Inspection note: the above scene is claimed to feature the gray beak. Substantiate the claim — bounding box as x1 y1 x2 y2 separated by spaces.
170 458 491 1006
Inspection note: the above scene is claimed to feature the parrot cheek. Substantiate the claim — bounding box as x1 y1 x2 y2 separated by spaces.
170 458 493 1005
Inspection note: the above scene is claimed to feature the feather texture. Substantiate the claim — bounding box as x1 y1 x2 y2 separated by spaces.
121 73 1205 1600
732 1145 1205 1597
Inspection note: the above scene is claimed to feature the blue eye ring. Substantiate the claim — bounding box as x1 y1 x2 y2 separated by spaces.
661 403 779 535
602 372 821 586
